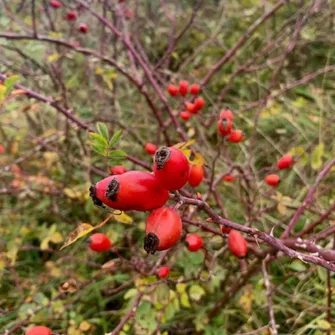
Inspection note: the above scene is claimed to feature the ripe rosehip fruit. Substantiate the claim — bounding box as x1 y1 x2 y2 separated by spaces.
228 230 247 258
157 266 170 278
277 154 293 170
189 84 201 95
66 11 77 21
78 23 88 33
223 174 235 182
144 143 158 155
188 165 204 187
194 97 205 112
26 326 51 335
221 226 231 234
185 234 203 252
185 102 196 113
219 109 234 120
110 165 127 175
153 146 189 191
88 233 111 252
167 84 179 96
50 0 62 8
180 111 191 120
90 171 169 211
217 117 233 137
0 144 5 154
228 130 244 143
265 174 280 187
179 80 188 96
144 207 182 254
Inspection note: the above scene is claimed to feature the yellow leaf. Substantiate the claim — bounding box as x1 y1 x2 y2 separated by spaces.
40 237 50 251
45 261 61 278
50 232 63 244
173 139 196 150
0 85 6 102
47 52 60 63
113 210 133 224
11 141 18 155
79 321 91 332
180 293 191 308
182 149 206 166
60 224 95 251
67 326 83 335
316 320 330 329
176 283 187 294
277 202 287 215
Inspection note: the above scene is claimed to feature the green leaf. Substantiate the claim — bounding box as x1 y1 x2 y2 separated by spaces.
124 288 138 300
311 143 324 170
136 301 157 331
289 260 307 272
96 122 109 140
89 132 108 147
108 150 127 158
109 130 122 148
4 75 20 96
189 285 205 301
91 143 106 156
180 292 191 308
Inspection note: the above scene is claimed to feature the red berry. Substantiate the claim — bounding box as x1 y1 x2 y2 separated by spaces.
167 84 179 96
88 233 111 252
185 102 196 113
185 234 203 252
277 154 293 170
265 174 280 187
228 230 247 258
26 326 51 335
223 174 235 182
221 226 231 234
0 144 5 154
219 109 234 120
228 130 244 143
188 165 204 187
66 11 77 21
144 143 158 155
180 111 191 120
144 207 182 254
50 0 62 8
153 146 190 191
189 84 201 95
179 80 188 96
90 171 169 211
217 117 233 137
110 165 127 175
194 97 205 112
157 266 170 278
78 23 88 33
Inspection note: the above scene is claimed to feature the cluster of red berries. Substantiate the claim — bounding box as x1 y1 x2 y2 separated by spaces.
265 154 294 187
49 1 88 33
167 81 205 121
217 109 244 143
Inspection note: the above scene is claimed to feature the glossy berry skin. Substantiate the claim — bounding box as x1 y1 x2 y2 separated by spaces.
219 109 234 120
180 111 191 120
110 165 127 175
157 266 170 278
0 144 4 154
228 130 244 143
26 326 51 335
194 97 205 112
144 143 158 155
66 11 77 21
144 207 182 254
265 174 280 187
188 165 204 187
228 230 247 258
221 226 231 234
217 117 233 137
50 0 62 8
223 174 235 182
185 234 203 252
179 80 188 96
90 171 169 211
78 23 88 33
277 154 293 170
167 84 179 96
153 146 189 191
189 84 201 95
88 233 111 252
185 102 196 113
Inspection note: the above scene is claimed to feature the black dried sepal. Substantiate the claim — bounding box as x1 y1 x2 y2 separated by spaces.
144 233 160 255
89 185 105 208
105 178 120 201
155 146 171 170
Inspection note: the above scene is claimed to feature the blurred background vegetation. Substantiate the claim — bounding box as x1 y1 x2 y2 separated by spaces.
0 0 335 334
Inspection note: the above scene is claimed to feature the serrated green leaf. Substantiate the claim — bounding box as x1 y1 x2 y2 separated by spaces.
96 122 109 140
92 143 106 156
89 132 108 147
109 150 127 158
4 75 20 96
311 143 324 170
109 130 122 148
